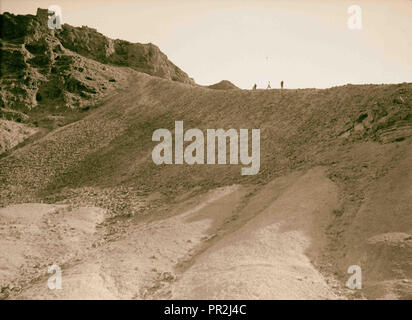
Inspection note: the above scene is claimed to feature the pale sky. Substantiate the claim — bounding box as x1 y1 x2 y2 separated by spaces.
2 0 412 89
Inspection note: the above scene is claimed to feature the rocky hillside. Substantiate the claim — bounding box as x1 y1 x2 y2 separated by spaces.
56 24 194 85
0 72 410 298
0 8 194 116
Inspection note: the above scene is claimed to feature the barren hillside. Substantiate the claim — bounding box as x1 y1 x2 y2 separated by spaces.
0 69 411 299
0 9 411 300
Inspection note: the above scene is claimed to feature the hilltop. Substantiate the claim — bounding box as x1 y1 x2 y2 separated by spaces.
207 80 239 90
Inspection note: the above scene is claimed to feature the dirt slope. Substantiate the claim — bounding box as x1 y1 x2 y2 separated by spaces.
0 69 411 299
2 169 341 300
1 73 410 202
161 168 339 300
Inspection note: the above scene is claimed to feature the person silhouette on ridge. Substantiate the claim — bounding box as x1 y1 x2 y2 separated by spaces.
266 81 271 89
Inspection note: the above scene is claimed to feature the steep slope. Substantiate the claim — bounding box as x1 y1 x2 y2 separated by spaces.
0 74 411 203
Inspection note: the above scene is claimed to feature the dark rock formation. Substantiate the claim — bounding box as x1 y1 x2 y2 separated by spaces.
0 8 194 115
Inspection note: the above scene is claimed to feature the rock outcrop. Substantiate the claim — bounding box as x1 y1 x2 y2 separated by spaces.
0 8 194 115
56 24 194 85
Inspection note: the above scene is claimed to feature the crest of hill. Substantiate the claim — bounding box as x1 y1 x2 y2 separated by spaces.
208 80 239 90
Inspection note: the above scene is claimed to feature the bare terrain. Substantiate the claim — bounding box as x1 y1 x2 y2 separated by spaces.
0 9 411 300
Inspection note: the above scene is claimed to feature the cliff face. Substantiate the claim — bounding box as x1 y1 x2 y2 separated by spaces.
56 24 194 84
0 8 194 115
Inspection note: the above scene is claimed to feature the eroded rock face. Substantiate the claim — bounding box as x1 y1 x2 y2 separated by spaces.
0 8 194 115
56 24 194 84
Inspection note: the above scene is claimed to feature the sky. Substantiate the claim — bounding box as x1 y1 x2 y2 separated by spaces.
2 0 412 89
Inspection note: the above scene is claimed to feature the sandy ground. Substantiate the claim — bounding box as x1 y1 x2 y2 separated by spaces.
0 167 344 299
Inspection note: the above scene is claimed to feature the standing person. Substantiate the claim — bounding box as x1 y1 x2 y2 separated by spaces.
281 80 284 89
252 83 257 90
267 81 271 89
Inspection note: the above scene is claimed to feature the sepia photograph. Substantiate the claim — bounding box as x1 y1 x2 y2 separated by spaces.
0 0 411 306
